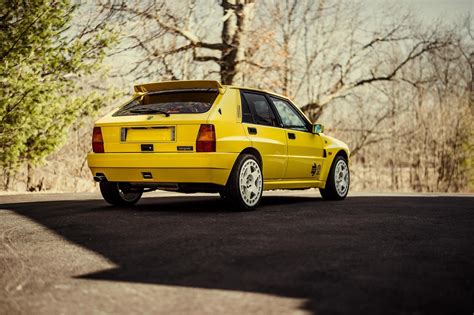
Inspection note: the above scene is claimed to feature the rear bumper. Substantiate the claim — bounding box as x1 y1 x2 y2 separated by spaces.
87 152 238 186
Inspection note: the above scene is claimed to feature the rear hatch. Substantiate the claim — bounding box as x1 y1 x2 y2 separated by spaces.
96 81 222 153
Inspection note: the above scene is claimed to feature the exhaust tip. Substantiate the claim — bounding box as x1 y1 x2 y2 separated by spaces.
94 173 106 182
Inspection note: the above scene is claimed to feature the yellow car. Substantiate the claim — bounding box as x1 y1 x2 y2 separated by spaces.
87 80 350 210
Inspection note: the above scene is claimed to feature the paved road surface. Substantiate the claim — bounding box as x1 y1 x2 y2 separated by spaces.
0 191 473 314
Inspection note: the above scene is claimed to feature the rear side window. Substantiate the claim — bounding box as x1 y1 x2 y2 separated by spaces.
113 90 218 116
241 92 278 127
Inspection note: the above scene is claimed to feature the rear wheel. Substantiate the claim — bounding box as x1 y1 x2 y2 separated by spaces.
224 154 263 211
99 181 143 206
218 191 228 201
320 156 350 200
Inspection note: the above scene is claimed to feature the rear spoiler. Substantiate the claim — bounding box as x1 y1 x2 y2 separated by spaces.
134 80 225 94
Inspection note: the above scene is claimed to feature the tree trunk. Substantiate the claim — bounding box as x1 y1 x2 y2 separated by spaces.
27 161 34 192
220 0 254 84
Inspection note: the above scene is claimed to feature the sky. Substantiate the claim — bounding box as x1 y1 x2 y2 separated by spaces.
367 0 473 23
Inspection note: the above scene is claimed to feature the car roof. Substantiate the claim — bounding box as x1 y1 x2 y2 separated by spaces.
226 85 290 100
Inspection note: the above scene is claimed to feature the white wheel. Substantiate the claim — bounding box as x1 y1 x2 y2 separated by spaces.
238 159 263 207
320 155 350 200
224 154 263 210
334 159 349 197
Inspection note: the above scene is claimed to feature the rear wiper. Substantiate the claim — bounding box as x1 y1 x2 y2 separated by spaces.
129 108 170 117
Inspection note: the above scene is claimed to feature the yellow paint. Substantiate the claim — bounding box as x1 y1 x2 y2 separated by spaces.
125 126 175 143
87 80 350 190
134 80 225 94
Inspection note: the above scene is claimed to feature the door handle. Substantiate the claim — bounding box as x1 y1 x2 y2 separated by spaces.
248 127 257 135
288 133 296 139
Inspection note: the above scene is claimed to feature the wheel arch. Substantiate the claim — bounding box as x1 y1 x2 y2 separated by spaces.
335 149 349 161
319 150 350 200
239 147 263 170
320 149 350 188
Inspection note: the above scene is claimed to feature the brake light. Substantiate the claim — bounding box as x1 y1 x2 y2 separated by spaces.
92 127 104 153
196 124 216 152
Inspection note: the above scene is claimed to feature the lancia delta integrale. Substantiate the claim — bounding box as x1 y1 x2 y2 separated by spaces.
87 80 350 210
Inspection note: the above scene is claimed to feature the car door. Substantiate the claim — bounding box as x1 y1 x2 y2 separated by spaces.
240 91 287 180
269 96 325 180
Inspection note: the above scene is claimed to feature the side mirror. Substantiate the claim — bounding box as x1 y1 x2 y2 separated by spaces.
312 123 325 134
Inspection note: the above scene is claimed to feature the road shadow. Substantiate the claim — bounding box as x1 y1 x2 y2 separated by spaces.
2 195 474 314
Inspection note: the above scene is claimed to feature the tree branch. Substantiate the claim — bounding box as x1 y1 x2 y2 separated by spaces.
107 4 224 50
302 38 450 118
354 40 448 88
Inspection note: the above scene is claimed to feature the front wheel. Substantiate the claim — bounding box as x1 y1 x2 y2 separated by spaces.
99 181 143 206
320 156 350 200
224 154 263 211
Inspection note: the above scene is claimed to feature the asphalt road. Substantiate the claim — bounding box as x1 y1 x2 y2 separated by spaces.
0 191 473 314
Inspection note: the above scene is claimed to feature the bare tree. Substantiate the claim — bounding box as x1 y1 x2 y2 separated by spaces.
259 1 452 121
5 1 471 193
103 0 260 84
331 21 473 192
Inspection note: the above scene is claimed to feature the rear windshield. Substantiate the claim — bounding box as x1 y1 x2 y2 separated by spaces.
113 89 218 116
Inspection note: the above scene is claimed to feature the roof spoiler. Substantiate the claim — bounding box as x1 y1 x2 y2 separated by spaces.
134 80 225 94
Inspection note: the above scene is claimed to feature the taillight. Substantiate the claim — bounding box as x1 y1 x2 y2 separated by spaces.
92 127 104 153
196 124 216 152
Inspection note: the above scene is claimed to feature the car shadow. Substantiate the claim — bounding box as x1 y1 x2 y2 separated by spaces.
2 195 473 314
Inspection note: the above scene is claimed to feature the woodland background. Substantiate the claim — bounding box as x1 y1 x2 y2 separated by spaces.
1 0 473 193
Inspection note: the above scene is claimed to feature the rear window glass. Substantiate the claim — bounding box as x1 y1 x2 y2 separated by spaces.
113 90 218 116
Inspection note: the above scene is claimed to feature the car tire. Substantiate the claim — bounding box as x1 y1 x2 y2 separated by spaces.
218 191 228 201
320 155 350 200
99 181 143 206
224 154 263 211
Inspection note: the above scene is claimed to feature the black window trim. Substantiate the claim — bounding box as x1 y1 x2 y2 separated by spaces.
240 91 255 124
239 89 313 133
240 90 282 128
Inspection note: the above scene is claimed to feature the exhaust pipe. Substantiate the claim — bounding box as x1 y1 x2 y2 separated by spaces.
93 174 106 182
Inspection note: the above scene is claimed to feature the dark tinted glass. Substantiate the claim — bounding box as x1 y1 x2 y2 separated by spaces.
241 94 253 123
242 92 278 127
113 90 218 116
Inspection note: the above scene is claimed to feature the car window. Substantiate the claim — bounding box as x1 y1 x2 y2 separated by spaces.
241 93 253 123
242 92 278 127
113 90 218 116
270 97 308 131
